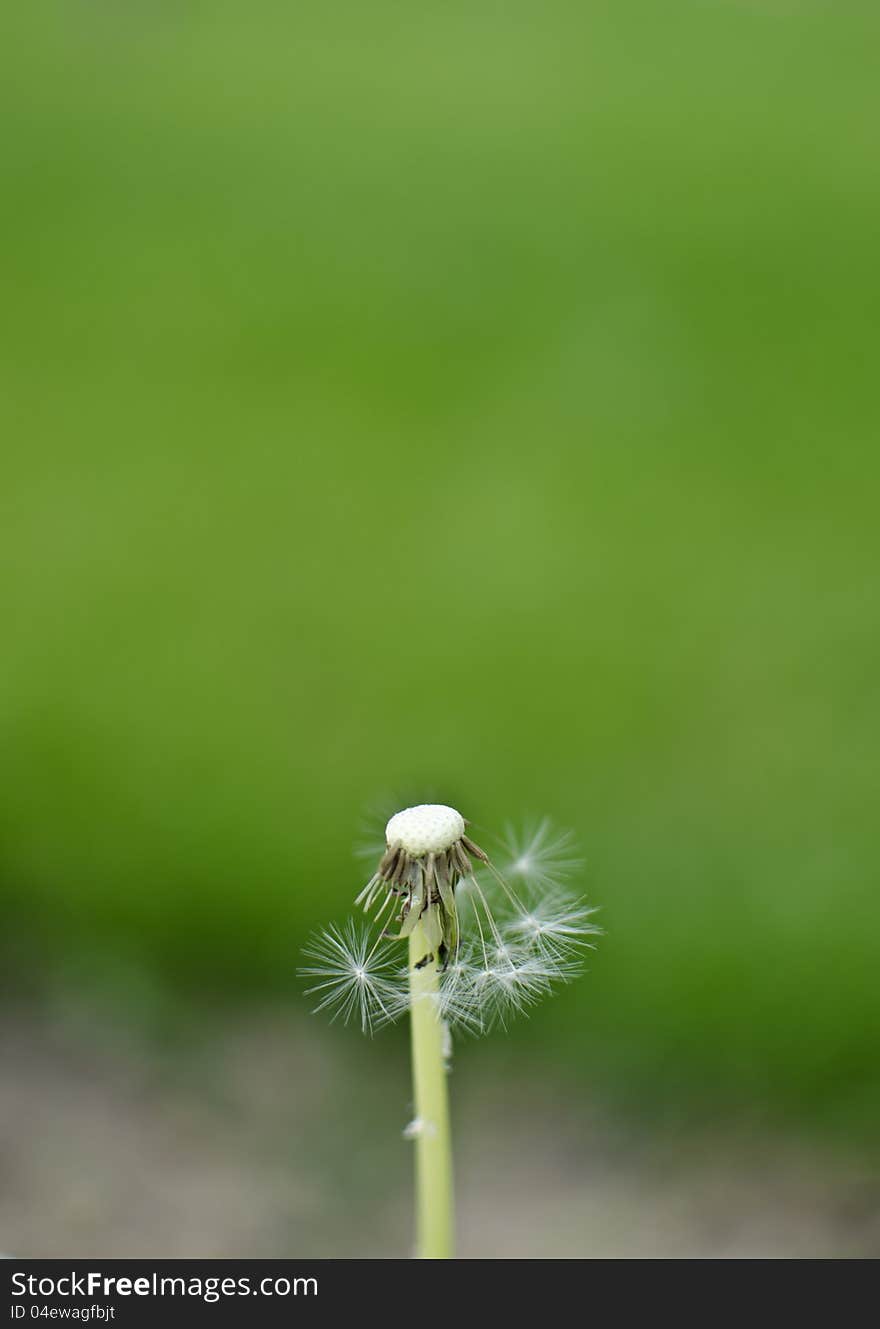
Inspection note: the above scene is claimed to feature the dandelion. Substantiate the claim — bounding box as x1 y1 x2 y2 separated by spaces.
299 803 600 1258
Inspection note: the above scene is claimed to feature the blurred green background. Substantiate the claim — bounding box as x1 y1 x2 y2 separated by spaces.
2 0 879 1157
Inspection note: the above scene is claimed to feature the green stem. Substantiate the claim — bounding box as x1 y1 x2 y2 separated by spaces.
408 923 454 1259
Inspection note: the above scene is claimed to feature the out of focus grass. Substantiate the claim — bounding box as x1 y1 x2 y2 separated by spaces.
2 2 879 1133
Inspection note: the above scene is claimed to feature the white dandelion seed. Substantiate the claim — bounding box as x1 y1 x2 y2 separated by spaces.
471 951 556 1029
505 892 602 964
437 947 487 1035
441 1019 453 1068
403 1117 436 1140
299 921 404 1035
497 817 584 894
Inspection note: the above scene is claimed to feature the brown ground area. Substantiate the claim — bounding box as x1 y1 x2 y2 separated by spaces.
2 1002 878 1259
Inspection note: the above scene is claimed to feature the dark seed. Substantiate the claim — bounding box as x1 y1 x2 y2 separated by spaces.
453 842 471 876
461 835 489 863
379 845 399 878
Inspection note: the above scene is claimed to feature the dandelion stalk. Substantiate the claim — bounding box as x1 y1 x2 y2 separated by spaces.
408 920 454 1259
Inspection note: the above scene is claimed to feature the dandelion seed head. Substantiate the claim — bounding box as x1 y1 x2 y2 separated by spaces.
302 808 599 1039
385 804 465 857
